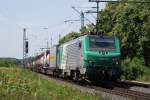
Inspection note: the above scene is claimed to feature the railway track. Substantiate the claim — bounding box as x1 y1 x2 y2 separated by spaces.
91 86 150 100
119 80 150 88
37 72 150 100
85 80 150 100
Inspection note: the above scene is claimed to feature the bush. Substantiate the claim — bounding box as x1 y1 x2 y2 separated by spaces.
137 67 150 82
121 57 150 81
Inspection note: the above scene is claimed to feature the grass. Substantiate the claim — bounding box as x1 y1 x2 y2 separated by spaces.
0 67 104 100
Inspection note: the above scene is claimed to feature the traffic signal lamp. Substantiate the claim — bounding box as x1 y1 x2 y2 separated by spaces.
25 41 29 53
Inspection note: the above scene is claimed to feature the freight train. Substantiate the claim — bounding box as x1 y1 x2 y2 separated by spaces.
28 35 121 82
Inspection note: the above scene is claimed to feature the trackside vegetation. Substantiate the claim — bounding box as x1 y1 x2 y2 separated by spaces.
121 57 150 82
0 67 106 100
0 58 21 67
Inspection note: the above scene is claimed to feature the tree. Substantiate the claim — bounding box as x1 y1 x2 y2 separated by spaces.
59 32 81 44
98 0 150 66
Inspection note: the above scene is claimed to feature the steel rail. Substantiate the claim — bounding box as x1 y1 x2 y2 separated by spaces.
38 72 150 100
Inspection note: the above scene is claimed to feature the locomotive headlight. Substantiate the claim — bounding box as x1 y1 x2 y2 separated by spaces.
112 57 119 64
88 61 92 65
88 60 94 66
116 61 119 65
89 61 93 63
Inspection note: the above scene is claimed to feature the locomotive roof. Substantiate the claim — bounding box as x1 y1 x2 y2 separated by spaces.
60 35 116 46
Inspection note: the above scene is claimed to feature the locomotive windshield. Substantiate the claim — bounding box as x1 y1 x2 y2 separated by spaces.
89 36 115 51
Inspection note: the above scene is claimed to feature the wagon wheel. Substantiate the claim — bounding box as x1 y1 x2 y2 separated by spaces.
44 69 47 75
72 72 77 81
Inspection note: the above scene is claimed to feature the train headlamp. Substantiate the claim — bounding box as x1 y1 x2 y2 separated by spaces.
116 61 119 65
89 61 92 63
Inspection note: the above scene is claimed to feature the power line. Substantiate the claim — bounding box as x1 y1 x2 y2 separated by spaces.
85 10 97 21
72 6 97 9
72 6 95 27
64 20 80 22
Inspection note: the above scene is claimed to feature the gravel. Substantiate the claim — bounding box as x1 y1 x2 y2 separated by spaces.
38 74 132 100
130 86 150 94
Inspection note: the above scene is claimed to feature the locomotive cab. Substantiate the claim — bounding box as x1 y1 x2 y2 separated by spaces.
83 35 121 81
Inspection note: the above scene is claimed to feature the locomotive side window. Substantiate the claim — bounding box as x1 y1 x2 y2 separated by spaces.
89 36 115 51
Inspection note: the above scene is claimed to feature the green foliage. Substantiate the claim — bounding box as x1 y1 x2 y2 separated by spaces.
0 58 21 67
59 24 97 44
121 57 150 80
137 69 150 82
99 0 150 66
80 24 95 35
59 32 81 44
0 67 101 100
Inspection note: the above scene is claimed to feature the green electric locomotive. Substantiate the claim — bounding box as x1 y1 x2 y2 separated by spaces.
83 35 121 81
55 35 121 81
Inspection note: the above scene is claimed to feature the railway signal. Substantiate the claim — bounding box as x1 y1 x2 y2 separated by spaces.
25 41 29 53
23 28 28 67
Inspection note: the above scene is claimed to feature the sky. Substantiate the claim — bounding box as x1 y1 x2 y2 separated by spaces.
0 0 106 59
